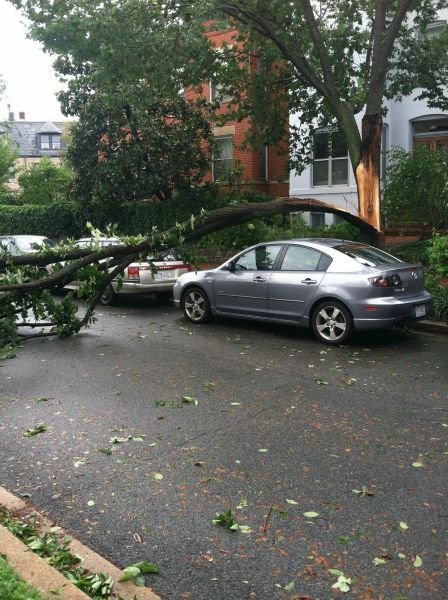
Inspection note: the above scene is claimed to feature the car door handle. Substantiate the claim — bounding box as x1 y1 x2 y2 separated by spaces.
301 278 317 285
253 276 267 283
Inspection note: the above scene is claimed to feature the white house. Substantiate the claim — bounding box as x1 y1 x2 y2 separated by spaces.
290 9 448 227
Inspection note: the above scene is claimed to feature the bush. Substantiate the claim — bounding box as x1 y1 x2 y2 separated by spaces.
428 233 448 278
386 239 431 265
17 157 73 204
0 203 83 239
382 146 448 230
426 277 448 321
197 213 361 255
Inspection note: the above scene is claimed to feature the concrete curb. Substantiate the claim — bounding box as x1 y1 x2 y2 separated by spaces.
410 319 448 335
0 486 161 600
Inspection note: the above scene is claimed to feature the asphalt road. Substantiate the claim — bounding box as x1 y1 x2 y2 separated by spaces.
1 298 447 600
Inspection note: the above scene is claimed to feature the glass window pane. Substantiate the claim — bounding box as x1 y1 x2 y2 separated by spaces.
331 131 348 157
313 160 329 186
280 245 323 271
40 135 50 149
336 243 402 266
331 158 348 185
51 136 61 150
235 245 281 271
313 133 329 159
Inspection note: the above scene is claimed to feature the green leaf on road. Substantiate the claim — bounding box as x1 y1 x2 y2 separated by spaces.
303 511 319 518
24 423 47 437
132 561 159 574
181 395 198 405
413 555 423 568
118 566 141 582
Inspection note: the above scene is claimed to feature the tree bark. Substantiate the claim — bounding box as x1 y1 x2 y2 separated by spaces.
355 113 383 232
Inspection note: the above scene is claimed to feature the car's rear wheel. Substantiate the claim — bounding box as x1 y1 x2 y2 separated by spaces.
100 284 117 306
182 286 211 323
311 300 352 345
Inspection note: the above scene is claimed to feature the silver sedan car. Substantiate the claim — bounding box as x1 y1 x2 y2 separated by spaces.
173 238 432 345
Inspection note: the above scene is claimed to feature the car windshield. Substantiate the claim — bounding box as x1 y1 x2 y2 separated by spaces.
336 244 403 267
14 237 56 253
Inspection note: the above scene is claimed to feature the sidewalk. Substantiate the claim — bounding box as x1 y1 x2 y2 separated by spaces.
0 487 161 600
410 318 448 335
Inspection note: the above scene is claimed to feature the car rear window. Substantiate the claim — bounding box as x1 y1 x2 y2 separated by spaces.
336 244 402 267
15 237 56 252
147 250 183 262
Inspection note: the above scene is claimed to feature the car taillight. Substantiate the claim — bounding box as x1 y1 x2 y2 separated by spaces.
128 266 140 280
368 274 402 287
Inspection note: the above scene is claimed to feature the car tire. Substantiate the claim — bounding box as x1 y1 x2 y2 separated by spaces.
182 286 211 324
311 300 353 345
99 284 117 306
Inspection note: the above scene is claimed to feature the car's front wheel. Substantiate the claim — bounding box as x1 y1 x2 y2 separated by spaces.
99 284 117 306
311 300 353 345
182 286 211 323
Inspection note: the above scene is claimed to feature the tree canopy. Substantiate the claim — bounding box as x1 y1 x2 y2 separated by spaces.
9 0 448 230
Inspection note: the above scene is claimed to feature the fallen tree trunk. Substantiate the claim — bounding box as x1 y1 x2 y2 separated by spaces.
0 196 379 342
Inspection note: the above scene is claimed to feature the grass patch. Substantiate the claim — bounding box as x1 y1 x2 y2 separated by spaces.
0 555 47 600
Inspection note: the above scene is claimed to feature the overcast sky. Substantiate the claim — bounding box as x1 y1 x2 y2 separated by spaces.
0 0 67 121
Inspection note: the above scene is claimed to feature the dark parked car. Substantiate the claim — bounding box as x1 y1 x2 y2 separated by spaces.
173 238 432 345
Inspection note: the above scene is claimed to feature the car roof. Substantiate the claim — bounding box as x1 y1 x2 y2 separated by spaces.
260 238 368 248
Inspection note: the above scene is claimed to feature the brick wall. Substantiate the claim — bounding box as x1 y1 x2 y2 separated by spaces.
185 24 289 198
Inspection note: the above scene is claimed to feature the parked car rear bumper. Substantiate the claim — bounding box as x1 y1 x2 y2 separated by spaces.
113 281 176 294
352 292 432 330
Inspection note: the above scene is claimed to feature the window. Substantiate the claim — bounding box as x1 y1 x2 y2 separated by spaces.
210 80 232 103
38 133 62 151
234 245 282 271
413 116 448 152
424 20 447 39
259 146 268 181
212 136 233 181
312 130 348 186
336 243 402 267
310 212 325 228
280 245 332 272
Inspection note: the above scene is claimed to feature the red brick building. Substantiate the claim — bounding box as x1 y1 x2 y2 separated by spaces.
184 25 289 197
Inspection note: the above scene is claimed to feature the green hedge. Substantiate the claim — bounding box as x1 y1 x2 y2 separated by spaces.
0 203 83 239
0 190 272 239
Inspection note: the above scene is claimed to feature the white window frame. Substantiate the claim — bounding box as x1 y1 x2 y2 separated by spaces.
212 136 233 181
312 129 349 187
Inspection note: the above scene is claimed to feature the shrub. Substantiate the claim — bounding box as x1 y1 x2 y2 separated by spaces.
386 239 431 265
428 233 448 278
0 203 83 239
382 146 448 230
426 277 448 321
17 157 73 204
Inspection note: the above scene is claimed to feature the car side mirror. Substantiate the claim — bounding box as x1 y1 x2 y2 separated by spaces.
227 260 235 272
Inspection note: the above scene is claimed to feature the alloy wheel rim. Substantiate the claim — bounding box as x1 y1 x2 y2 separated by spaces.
316 306 347 341
185 292 205 321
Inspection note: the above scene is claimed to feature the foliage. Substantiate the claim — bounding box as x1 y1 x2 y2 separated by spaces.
11 0 448 230
0 202 83 238
0 136 18 198
0 511 115 599
17 157 73 204
10 0 220 207
428 233 448 278
198 213 361 252
426 277 448 321
382 146 448 230
0 555 47 600
388 240 431 266
67 97 214 206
